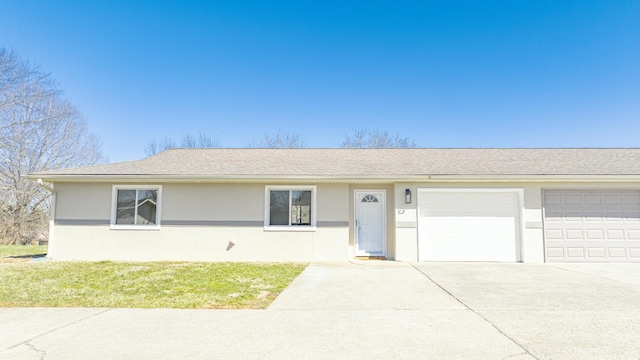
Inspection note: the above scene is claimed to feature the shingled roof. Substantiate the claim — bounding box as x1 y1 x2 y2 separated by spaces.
27 148 640 180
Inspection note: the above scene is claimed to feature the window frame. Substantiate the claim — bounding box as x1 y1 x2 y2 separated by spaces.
110 185 162 230
264 185 317 231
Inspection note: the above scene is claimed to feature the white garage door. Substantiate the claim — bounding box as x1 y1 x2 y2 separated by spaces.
418 189 521 261
543 190 640 263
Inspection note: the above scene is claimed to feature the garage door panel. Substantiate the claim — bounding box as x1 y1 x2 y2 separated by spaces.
584 194 602 204
544 193 562 205
607 229 624 239
588 248 605 258
418 190 520 262
546 247 564 259
626 193 640 202
586 229 604 239
608 248 626 258
544 211 562 221
604 194 623 204
566 229 583 239
584 211 602 221
545 229 562 240
543 190 640 263
564 211 582 221
566 248 585 258
564 194 582 204
627 212 640 222
605 212 624 221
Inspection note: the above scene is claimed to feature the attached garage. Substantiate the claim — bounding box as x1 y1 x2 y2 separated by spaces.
543 190 640 263
417 189 522 261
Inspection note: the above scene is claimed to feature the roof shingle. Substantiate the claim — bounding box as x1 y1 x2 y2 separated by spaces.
27 148 640 179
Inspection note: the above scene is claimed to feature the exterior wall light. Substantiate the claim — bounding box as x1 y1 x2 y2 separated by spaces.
405 189 412 204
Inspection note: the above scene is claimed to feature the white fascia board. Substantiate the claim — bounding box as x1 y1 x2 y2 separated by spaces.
23 174 640 183
423 175 640 182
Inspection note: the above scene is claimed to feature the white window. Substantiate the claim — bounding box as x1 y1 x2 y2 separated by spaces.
111 185 162 230
264 185 316 231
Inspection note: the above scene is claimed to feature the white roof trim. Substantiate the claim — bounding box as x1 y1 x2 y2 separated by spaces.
26 174 640 183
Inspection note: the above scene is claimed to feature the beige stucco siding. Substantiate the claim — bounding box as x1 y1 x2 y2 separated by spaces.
394 181 640 263
55 183 112 222
51 182 349 261
317 184 350 223
52 226 349 261
51 180 640 263
162 184 264 222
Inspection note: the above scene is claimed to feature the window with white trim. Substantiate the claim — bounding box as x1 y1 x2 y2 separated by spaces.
111 185 162 229
265 186 316 229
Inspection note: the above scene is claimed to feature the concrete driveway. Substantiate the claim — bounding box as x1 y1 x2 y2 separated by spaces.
1 262 639 359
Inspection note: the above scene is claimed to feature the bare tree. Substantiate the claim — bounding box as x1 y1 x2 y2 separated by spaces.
341 128 368 148
144 137 176 156
0 48 105 244
0 49 57 122
181 132 219 148
341 129 417 148
144 132 219 156
250 129 306 148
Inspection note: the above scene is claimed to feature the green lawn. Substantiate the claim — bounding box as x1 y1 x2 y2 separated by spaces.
0 261 306 309
0 245 48 258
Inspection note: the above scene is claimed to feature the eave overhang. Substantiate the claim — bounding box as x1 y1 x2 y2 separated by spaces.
25 174 640 184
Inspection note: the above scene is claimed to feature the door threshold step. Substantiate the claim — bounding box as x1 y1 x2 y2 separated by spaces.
355 256 387 260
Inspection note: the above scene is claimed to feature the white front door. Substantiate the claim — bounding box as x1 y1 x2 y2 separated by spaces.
355 190 386 257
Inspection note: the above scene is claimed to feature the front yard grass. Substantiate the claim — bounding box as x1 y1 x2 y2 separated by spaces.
0 245 48 259
0 261 306 309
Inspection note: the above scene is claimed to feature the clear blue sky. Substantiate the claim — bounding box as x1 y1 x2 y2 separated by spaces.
2 0 639 162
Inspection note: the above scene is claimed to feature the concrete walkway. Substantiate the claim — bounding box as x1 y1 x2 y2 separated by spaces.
1 262 639 359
